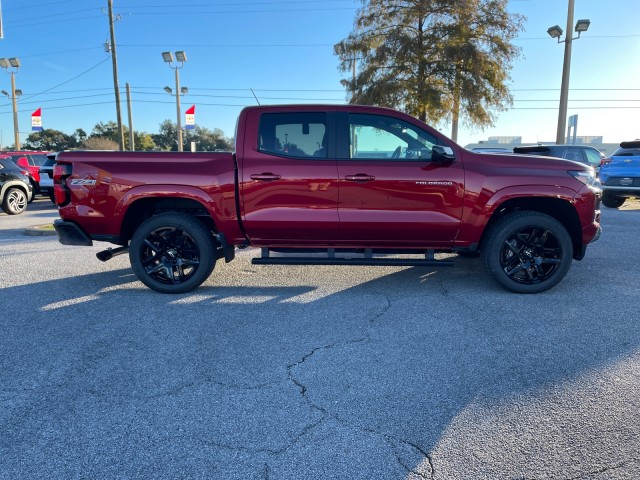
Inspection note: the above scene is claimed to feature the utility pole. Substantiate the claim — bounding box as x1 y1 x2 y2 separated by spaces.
107 0 125 151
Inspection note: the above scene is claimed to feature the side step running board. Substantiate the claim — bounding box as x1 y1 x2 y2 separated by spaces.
251 248 454 267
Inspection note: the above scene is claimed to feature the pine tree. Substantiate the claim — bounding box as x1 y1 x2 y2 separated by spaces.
335 0 524 139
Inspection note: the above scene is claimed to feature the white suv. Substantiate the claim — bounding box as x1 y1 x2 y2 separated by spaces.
38 154 56 201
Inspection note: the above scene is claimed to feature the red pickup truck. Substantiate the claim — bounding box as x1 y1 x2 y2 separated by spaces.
53 104 601 294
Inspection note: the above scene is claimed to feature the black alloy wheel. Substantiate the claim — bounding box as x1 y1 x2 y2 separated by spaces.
129 213 217 293
482 211 573 293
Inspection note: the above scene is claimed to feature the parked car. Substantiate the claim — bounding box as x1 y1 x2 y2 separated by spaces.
512 144 605 173
599 140 640 208
38 153 57 201
2 151 51 195
0 156 33 215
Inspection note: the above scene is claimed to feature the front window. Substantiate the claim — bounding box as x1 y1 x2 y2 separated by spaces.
259 112 327 158
348 114 437 161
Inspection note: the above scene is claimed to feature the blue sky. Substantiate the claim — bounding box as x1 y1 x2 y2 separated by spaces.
0 0 638 149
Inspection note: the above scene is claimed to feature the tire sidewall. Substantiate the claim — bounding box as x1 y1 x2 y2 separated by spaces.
482 212 573 294
601 192 625 209
129 213 217 294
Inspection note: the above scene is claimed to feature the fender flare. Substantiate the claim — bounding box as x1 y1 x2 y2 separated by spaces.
111 184 243 245
114 184 223 220
457 184 580 246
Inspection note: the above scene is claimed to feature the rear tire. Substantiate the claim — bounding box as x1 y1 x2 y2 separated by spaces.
601 193 625 209
481 211 573 293
129 212 217 294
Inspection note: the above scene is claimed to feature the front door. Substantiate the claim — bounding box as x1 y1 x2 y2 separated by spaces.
336 113 465 246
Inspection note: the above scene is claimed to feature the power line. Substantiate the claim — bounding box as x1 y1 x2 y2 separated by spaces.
21 57 112 102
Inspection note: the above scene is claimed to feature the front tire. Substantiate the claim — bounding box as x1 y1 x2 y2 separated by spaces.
601 193 625 209
129 212 217 294
481 211 573 293
2 187 28 215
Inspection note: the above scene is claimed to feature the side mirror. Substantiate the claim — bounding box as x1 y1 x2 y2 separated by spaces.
432 145 456 163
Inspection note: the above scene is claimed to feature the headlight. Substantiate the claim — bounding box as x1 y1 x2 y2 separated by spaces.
568 169 601 189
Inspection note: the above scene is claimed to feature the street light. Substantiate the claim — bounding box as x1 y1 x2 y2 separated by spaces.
548 0 590 145
162 50 188 151
0 57 22 150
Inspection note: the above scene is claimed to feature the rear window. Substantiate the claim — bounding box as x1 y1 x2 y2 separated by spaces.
259 112 327 158
513 146 551 155
0 159 21 171
42 157 56 167
612 147 640 157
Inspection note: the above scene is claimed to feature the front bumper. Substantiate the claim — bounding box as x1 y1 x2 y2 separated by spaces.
54 219 93 246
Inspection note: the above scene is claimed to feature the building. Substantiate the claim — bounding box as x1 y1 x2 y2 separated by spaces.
464 135 619 156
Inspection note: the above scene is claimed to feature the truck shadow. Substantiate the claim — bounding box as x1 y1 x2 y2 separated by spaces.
1 255 638 478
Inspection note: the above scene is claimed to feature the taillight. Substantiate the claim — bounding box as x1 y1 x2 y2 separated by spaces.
53 163 73 206
600 157 612 166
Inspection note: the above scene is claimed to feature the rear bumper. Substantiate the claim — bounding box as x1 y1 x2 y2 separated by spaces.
54 219 93 246
602 186 640 197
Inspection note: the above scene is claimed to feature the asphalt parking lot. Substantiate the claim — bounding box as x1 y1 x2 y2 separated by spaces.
1 198 639 479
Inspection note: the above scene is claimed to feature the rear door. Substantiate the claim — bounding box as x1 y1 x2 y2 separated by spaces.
335 112 465 246
239 111 340 244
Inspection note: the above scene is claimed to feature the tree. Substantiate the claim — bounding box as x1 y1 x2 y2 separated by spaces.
152 120 233 151
134 132 156 151
90 121 121 143
82 137 119 150
187 126 233 151
151 120 178 151
335 0 524 138
88 121 156 151
23 129 78 151
73 128 88 145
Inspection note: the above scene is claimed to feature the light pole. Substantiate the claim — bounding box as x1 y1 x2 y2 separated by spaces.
0 57 21 150
162 51 187 152
547 0 590 145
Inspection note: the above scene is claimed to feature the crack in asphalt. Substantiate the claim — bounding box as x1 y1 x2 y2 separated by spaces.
563 458 640 480
279 293 436 479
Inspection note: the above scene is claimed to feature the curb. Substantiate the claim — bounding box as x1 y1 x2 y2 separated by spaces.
24 224 57 236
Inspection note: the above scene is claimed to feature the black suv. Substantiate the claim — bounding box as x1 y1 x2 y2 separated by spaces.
0 156 33 215
513 144 605 173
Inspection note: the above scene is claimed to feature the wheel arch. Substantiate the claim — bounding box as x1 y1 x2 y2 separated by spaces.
480 197 583 260
120 196 216 245
1 181 30 199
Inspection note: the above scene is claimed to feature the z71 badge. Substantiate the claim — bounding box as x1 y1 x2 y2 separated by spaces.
70 179 97 186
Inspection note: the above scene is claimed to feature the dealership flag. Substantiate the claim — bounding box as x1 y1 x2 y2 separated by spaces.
185 105 195 130
31 108 43 131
